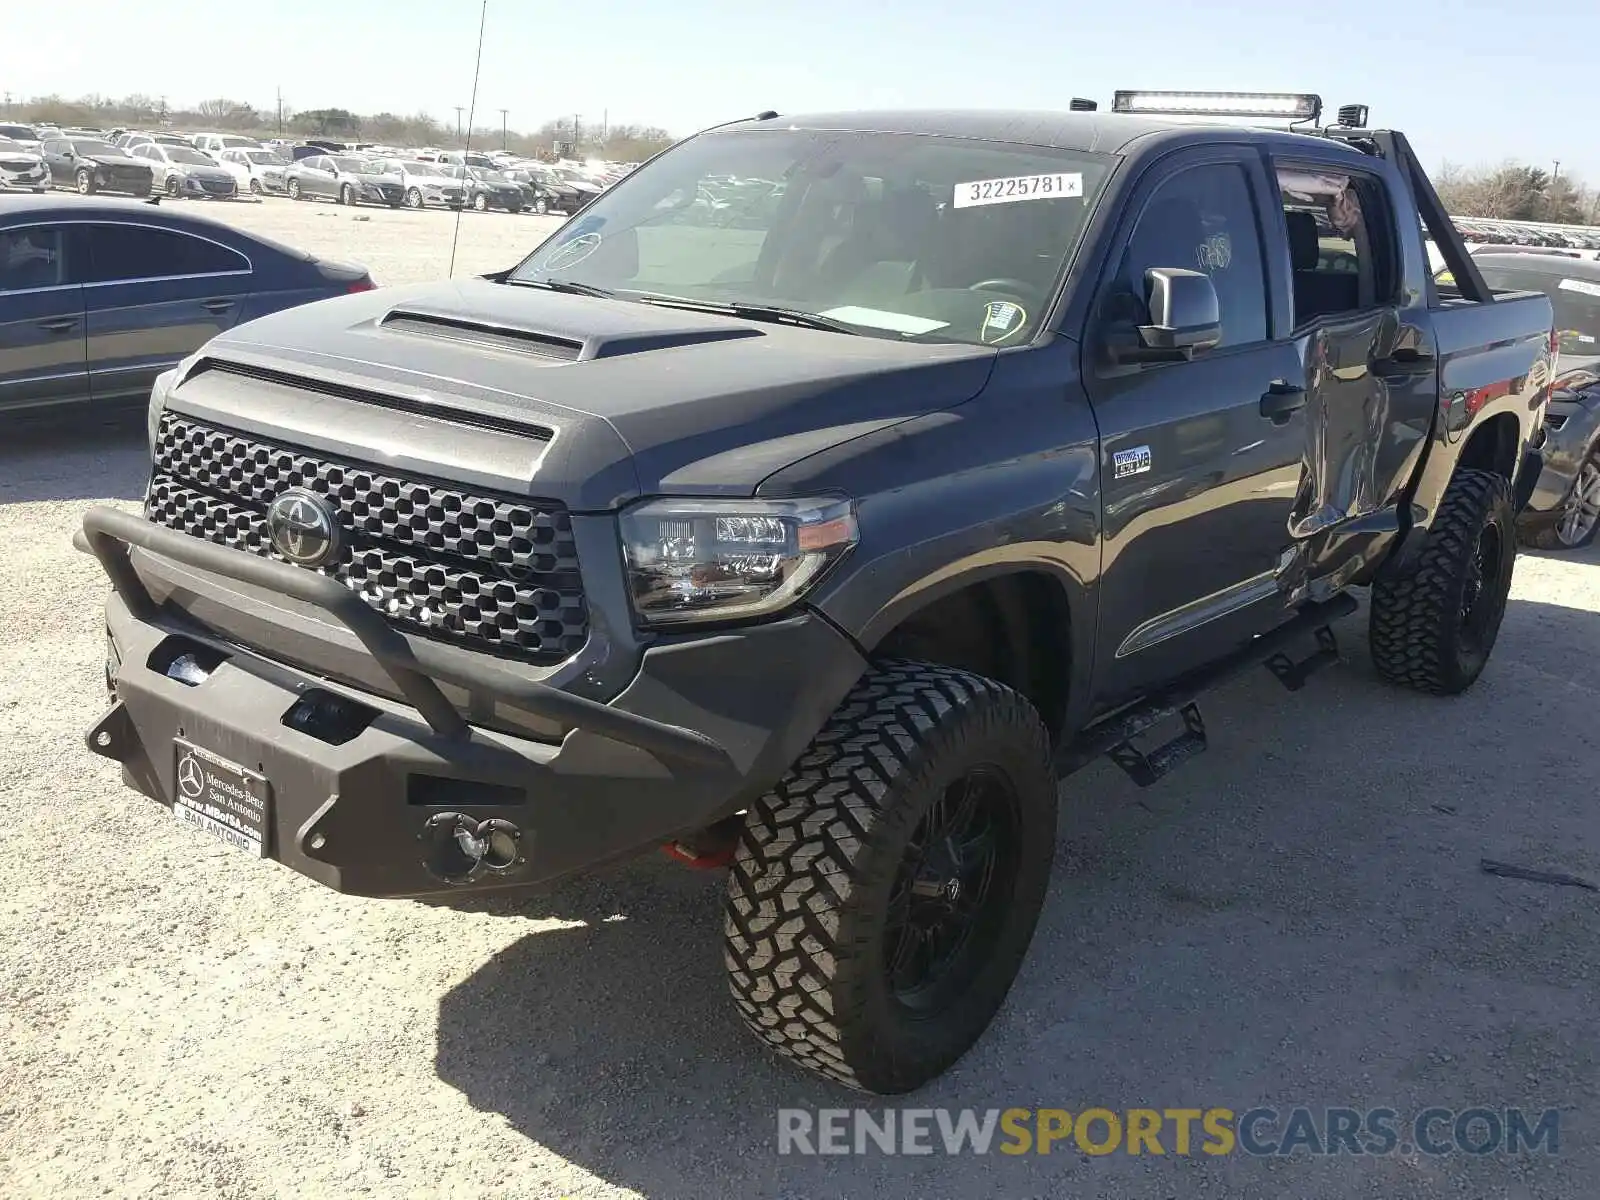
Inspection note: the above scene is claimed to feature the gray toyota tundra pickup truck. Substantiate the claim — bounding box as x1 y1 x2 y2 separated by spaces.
79 92 1554 1094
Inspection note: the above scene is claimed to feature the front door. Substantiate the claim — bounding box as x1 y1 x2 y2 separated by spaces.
1084 150 1308 704
0 224 87 412
79 222 249 404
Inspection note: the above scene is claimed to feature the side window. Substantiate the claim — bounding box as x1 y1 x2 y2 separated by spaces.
82 225 249 283
0 227 70 291
1275 166 1397 325
1111 161 1269 350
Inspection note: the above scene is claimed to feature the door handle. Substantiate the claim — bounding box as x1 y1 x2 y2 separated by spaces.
202 299 235 313
1373 346 1435 372
1259 381 1306 422
37 316 79 332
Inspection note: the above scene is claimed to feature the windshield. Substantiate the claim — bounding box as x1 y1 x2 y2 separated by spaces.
0 125 36 140
507 128 1114 346
70 139 119 156
167 147 213 166
1475 263 1600 372
469 167 502 183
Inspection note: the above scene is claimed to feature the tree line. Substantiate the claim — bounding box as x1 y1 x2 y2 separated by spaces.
1434 161 1600 225
5 93 676 164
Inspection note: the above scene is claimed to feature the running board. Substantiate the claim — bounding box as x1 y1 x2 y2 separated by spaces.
1055 594 1358 784
1265 625 1340 691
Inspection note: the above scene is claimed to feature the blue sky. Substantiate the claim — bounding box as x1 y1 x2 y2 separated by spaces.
9 0 1594 180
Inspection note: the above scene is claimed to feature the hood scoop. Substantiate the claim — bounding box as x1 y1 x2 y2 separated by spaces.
381 309 584 362
379 297 765 364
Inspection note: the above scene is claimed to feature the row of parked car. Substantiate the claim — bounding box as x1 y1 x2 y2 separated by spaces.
0 121 628 216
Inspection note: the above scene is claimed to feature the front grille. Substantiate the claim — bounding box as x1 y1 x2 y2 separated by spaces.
378 184 403 202
146 413 588 664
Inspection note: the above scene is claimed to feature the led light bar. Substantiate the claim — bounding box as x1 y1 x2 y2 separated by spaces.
1112 90 1322 121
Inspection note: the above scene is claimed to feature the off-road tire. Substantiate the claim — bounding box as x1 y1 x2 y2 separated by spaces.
1370 468 1517 695
165 175 180 197
723 660 1057 1094
534 196 549 214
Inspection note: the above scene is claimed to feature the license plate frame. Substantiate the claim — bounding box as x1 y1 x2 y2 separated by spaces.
172 738 272 858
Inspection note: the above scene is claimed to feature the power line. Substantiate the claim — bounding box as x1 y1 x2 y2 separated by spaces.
448 1 489 279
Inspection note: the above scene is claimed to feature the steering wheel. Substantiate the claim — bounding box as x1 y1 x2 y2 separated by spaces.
969 278 1040 300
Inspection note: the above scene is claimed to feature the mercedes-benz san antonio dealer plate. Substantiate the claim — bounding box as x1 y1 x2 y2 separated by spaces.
172 738 271 857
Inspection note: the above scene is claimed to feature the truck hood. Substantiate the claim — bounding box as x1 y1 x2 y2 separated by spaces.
165 278 998 509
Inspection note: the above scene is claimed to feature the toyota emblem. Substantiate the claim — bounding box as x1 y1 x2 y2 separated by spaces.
266 488 342 568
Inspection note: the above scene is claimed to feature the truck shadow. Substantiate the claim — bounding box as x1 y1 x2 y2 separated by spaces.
434 593 1600 1198
0 414 148 505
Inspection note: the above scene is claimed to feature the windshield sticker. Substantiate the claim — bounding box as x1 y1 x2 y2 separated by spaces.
954 173 1083 209
541 232 602 272
818 306 950 335
979 300 1027 344
1558 278 1600 299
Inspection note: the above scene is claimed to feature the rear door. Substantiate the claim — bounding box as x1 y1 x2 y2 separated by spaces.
0 224 87 411
80 221 251 403
1265 154 1439 591
1083 148 1308 703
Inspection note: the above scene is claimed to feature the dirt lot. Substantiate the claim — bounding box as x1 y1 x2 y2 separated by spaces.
2 196 1599 1199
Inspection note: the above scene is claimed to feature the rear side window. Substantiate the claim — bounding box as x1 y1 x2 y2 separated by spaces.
82 225 249 283
0 227 72 291
1275 166 1398 325
1111 162 1269 349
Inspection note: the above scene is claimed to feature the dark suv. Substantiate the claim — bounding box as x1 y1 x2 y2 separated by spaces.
80 97 1551 1095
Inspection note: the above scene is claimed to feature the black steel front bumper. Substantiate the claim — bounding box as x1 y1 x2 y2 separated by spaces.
78 506 867 898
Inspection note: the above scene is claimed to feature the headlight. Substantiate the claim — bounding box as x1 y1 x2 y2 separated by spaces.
619 497 857 625
147 367 179 454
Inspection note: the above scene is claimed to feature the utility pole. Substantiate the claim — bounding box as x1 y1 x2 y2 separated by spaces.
602 108 607 143
454 106 465 144
572 114 580 158
276 87 283 137
498 108 508 150
1 92 10 116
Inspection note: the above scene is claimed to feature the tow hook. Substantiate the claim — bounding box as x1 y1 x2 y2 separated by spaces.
86 700 136 763
662 813 744 870
420 812 525 885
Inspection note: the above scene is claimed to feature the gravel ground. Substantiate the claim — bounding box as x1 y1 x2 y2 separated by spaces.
2 197 1599 1199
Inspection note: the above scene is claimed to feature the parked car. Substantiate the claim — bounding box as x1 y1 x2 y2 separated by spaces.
1456 253 1600 550
114 132 155 151
74 99 1552 1097
0 138 51 192
549 164 604 202
216 148 290 196
375 159 466 210
130 142 239 200
284 155 405 207
192 133 263 158
0 124 42 151
500 166 571 214
0 195 374 415
438 150 499 170
40 137 153 196
437 164 524 212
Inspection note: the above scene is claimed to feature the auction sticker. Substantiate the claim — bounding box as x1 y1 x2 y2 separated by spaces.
172 739 270 857
954 173 1083 209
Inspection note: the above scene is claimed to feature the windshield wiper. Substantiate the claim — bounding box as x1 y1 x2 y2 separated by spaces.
506 277 616 298
632 294 858 335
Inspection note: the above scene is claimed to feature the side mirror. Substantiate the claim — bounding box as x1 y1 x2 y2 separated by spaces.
1137 268 1221 356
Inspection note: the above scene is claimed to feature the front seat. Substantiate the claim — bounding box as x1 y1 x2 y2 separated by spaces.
1287 209 1358 325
